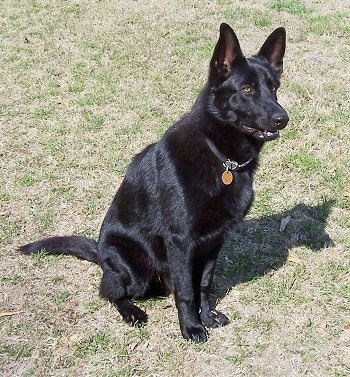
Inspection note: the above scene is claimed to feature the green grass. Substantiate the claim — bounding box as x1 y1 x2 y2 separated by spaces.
1 1 349 376
283 149 325 177
270 0 312 15
2 344 32 359
74 332 112 357
308 12 350 37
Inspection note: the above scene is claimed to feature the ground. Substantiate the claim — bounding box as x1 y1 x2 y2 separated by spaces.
1 1 349 376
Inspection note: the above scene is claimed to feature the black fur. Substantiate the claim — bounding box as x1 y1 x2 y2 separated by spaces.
19 24 289 343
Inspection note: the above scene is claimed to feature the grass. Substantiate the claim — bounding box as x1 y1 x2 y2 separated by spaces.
1 0 349 376
269 0 312 15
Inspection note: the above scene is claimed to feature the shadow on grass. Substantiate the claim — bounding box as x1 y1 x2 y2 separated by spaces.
214 199 335 297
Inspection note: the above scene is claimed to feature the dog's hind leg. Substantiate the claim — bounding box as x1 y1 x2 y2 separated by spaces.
98 240 152 327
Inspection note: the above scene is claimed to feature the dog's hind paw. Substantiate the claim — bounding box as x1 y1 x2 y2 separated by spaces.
113 299 148 327
124 312 148 327
122 306 148 327
200 309 230 328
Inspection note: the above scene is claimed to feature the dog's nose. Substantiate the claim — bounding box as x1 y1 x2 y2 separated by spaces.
272 113 289 129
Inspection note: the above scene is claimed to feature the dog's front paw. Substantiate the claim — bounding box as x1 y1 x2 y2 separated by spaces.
181 324 208 343
200 309 230 328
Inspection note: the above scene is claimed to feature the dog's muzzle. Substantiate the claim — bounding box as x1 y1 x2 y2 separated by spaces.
241 111 289 141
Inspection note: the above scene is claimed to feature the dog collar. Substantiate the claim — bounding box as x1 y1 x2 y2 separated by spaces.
205 137 253 185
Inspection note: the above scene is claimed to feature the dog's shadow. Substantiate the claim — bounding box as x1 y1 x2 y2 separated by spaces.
214 199 335 299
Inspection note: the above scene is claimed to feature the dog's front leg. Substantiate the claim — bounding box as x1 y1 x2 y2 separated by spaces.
198 253 230 328
167 240 208 343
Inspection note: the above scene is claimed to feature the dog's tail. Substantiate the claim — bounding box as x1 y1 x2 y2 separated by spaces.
18 236 99 264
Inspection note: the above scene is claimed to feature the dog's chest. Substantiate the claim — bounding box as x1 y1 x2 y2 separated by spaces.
192 171 254 237
221 171 254 222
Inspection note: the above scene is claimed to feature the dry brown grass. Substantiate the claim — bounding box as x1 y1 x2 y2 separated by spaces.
1 1 349 376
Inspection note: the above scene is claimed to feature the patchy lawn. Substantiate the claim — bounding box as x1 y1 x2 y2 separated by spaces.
1 1 349 376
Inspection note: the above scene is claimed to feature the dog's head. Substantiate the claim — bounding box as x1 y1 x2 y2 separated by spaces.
208 24 289 141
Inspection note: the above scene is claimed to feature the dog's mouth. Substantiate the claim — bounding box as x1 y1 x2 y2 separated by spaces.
241 124 279 141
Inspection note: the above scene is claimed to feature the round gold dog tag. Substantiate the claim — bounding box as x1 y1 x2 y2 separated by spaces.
222 171 233 185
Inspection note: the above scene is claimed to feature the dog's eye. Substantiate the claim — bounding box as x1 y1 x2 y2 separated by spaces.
272 86 277 92
243 85 253 93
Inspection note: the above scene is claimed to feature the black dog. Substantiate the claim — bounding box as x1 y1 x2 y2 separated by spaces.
19 24 288 343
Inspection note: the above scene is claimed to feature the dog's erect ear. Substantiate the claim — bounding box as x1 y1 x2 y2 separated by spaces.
258 27 286 76
210 23 244 78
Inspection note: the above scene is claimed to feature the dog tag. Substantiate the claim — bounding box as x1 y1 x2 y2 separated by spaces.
222 170 233 185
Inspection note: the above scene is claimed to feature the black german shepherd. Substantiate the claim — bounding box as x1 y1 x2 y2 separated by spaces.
19 24 289 343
